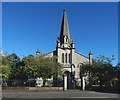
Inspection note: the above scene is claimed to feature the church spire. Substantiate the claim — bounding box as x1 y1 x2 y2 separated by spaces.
57 9 74 49
60 9 71 42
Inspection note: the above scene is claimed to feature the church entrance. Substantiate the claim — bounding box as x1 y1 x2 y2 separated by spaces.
64 71 74 89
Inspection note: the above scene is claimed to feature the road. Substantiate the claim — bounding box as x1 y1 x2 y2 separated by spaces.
1 90 119 100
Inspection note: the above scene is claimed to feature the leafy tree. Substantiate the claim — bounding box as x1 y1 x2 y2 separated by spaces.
2 53 20 85
2 53 20 65
22 55 37 78
36 56 62 86
93 55 114 86
114 63 120 87
14 60 27 86
1 52 63 87
22 54 62 86
80 55 115 87
0 65 10 80
0 65 10 86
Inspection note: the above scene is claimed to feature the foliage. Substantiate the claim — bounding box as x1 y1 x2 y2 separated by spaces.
22 54 62 86
35 56 62 86
2 53 20 65
0 65 10 80
2 53 20 80
80 55 116 86
22 55 38 77
1 52 62 87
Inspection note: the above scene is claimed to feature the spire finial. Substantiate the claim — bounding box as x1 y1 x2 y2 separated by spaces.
36 49 40 53
63 7 66 12
89 51 93 55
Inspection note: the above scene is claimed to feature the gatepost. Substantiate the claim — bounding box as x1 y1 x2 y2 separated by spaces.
63 73 67 91
81 76 85 90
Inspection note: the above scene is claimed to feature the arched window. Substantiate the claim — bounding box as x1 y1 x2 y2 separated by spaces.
65 53 67 63
62 53 64 63
69 54 71 63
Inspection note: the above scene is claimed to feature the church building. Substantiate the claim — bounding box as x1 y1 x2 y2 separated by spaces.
36 9 93 88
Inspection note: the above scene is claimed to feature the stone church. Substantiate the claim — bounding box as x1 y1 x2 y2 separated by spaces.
36 9 92 88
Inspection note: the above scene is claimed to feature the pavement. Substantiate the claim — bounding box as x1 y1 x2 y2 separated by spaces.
1 89 119 100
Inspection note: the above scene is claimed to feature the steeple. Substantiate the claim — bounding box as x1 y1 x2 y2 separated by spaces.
60 9 71 43
57 9 74 49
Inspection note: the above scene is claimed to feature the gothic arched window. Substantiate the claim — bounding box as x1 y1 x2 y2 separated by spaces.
62 53 64 63
65 53 67 63
66 38 67 42
69 54 71 63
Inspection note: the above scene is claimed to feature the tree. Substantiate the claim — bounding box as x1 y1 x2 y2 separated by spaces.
80 62 93 87
114 63 120 87
1 52 63 87
22 54 62 86
80 55 115 87
93 55 114 86
2 53 20 65
15 60 27 86
0 65 10 81
22 55 37 78
36 56 62 86
1 53 21 86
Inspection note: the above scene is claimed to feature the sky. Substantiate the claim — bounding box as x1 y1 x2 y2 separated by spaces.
2 2 118 65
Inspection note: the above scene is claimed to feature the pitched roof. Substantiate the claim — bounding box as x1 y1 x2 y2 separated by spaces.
75 51 89 59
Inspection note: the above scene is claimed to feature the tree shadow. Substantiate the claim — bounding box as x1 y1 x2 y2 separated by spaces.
86 86 120 94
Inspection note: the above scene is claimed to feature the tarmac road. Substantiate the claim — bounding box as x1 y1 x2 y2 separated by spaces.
1 90 119 99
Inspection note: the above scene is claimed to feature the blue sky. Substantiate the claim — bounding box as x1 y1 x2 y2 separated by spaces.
2 2 118 65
